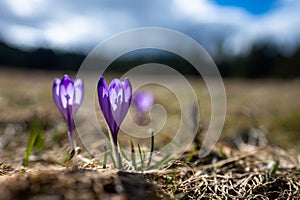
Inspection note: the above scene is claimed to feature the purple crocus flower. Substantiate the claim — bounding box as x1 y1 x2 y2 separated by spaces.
134 91 154 124
97 77 132 146
134 91 154 113
53 75 83 153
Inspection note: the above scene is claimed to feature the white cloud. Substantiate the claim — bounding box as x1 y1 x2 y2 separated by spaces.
0 1 138 52
3 25 44 49
3 0 47 17
43 16 107 49
40 10 137 52
172 0 300 56
172 0 252 25
0 0 299 56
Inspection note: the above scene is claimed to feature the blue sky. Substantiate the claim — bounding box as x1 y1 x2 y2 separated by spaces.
0 0 299 57
213 0 277 15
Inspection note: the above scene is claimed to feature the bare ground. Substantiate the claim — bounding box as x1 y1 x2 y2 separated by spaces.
0 142 299 200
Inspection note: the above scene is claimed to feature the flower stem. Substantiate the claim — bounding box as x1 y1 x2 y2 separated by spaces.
67 123 76 152
115 145 122 169
113 136 122 169
108 130 122 169
66 106 77 163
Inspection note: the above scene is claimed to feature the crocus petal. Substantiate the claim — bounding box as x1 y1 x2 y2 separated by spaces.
73 78 84 116
53 78 67 119
109 79 123 111
108 79 123 138
59 75 75 109
123 78 132 104
120 78 132 121
53 78 62 109
109 79 126 129
98 77 115 135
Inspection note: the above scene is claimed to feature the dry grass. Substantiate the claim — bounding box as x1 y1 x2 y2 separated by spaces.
0 141 299 200
145 144 300 199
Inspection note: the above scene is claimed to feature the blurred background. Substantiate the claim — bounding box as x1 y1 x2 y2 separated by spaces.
0 0 300 77
0 0 299 161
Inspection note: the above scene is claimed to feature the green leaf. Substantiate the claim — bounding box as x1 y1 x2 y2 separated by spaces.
269 159 280 177
22 129 38 168
185 144 197 163
119 143 129 161
22 115 44 168
103 146 108 169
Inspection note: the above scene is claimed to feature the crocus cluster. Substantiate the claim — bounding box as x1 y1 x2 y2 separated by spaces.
53 75 83 154
53 75 133 168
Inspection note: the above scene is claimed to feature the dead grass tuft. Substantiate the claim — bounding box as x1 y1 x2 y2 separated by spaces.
145 144 300 199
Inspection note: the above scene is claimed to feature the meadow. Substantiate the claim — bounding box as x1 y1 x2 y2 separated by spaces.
0 68 299 199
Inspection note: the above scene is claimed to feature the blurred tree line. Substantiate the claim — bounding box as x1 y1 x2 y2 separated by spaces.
0 41 299 78
0 42 85 71
218 42 300 78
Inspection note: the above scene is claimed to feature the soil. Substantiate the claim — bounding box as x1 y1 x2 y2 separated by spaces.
0 167 167 200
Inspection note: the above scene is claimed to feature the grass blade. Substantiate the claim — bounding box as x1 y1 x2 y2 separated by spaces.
103 146 108 169
22 129 38 168
269 158 280 177
138 144 144 171
22 116 43 168
185 144 197 163
119 143 129 161
147 131 154 169
131 140 136 169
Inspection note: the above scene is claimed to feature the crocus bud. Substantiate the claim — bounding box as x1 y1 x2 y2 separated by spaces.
53 75 83 153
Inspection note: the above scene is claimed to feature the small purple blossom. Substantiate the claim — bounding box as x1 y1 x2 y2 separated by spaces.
134 91 154 124
53 75 83 152
134 91 154 113
97 77 132 146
